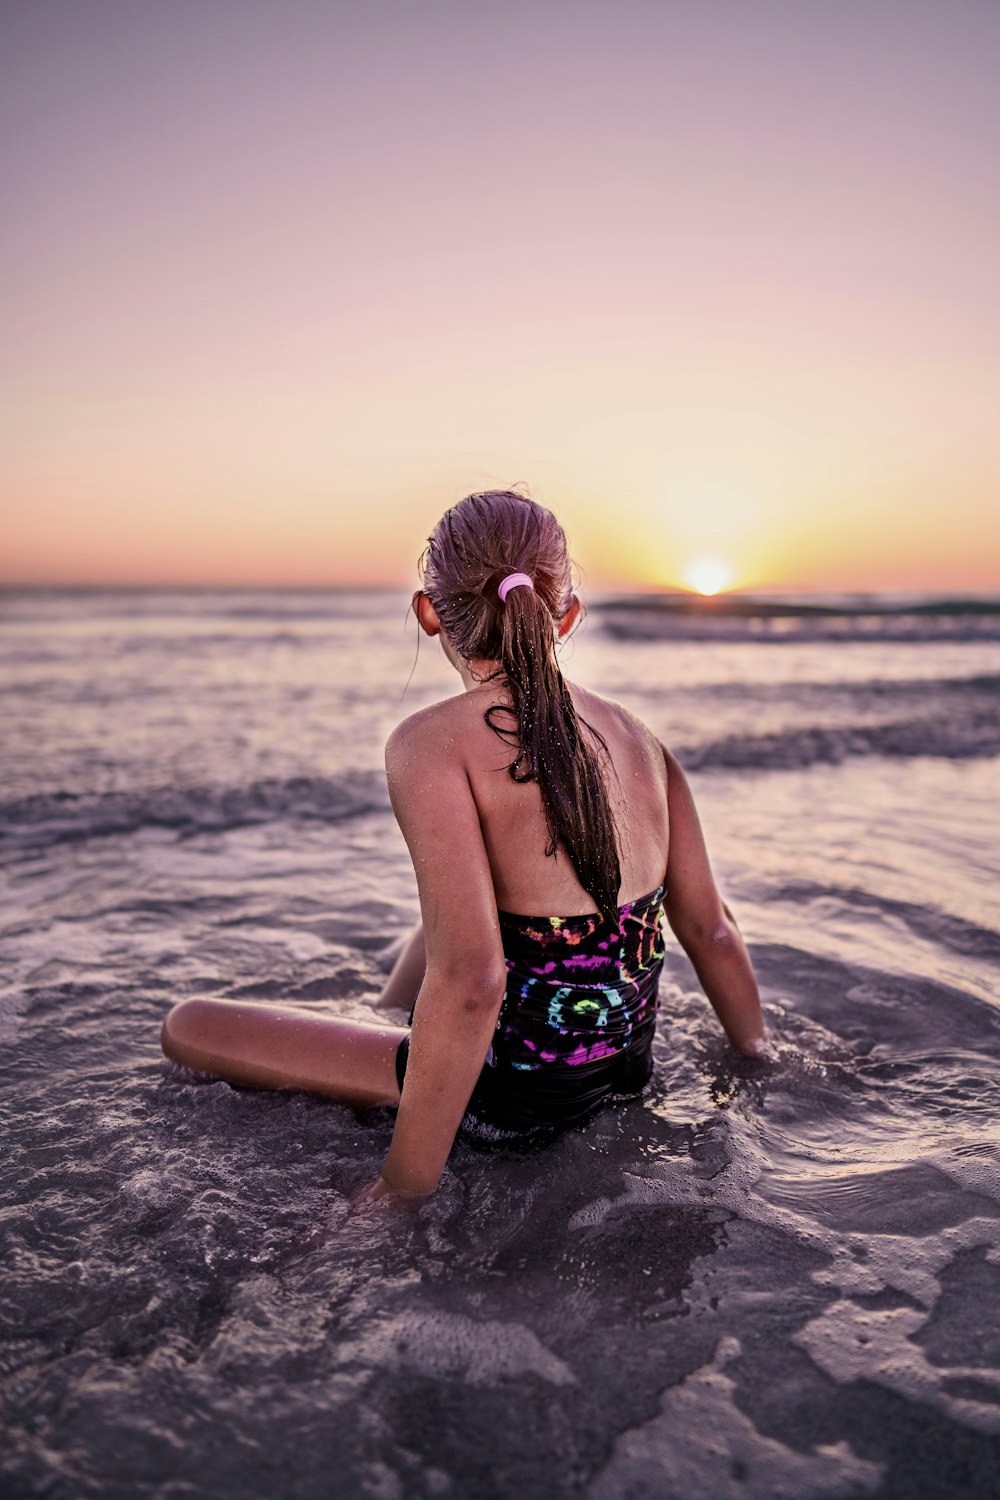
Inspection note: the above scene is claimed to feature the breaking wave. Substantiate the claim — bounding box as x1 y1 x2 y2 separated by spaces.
596 594 1000 645
0 770 390 851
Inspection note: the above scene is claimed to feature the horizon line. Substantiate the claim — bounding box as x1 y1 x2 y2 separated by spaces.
3 580 999 601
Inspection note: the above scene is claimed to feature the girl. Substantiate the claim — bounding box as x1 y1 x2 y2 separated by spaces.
160 491 768 1204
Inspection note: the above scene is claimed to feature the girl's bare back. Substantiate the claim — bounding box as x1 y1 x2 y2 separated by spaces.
430 679 670 916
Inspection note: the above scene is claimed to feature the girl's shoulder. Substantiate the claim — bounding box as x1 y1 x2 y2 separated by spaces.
386 682 668 779
384 692 478 759
567 682 668 767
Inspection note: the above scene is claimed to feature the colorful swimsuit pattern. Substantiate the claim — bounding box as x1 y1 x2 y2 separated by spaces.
396 880 668 1133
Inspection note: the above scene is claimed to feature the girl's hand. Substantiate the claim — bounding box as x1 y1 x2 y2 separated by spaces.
743 1036 778 1062
348 1175 394 1209
347 1173 430 1210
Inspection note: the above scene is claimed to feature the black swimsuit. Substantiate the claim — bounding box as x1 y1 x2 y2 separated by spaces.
394 880 667 1134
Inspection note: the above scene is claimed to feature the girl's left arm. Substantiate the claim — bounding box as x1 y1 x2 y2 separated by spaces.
375 711 507 1199
372 919 426 1012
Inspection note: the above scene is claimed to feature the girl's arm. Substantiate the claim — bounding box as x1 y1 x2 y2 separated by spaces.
661 746 768 1057
377 711 508 1198
372 919 426 1012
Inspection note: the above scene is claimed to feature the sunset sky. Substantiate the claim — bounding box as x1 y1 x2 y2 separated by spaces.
2 1 998 592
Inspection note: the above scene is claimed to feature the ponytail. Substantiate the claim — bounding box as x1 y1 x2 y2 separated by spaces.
482 573 623 927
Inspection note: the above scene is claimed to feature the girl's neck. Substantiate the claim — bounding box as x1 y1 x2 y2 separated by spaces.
456 657 504 692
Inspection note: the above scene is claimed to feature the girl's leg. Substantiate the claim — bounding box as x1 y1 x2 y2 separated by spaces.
161 999 406 1108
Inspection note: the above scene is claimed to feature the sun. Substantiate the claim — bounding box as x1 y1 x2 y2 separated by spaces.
682 556 734 596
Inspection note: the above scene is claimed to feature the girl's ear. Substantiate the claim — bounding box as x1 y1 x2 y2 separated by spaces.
412 590 442 637
557 594 582 639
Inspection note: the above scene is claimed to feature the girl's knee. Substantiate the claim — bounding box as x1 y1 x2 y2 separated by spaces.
161 997 213 1062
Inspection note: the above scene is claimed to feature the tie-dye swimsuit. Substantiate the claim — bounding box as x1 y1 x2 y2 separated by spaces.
394 880 668 1134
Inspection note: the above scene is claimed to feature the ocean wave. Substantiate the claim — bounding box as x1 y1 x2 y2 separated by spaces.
4 702 997 855
597 594 1000 644
762 882 1000 966
680 707 1000 771
0 770 390 850
674 672 1000 704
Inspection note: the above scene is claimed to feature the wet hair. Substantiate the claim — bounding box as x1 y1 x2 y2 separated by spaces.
419 490 623 923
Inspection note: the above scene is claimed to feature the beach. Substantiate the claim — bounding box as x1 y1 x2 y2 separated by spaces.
2 586 1000 1499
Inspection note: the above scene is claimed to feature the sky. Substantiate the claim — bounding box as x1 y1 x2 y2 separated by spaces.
1 0 998 593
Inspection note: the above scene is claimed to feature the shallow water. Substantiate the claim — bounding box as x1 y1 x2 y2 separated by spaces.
2 588 1000 1498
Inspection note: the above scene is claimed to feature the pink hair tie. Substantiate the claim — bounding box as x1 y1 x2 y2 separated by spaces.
497 571 534 603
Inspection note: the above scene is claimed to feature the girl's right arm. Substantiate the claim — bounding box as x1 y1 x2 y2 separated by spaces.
377 712 508 1198
661 745 769 1057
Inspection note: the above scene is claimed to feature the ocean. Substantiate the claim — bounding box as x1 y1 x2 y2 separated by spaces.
2 586 999 1499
